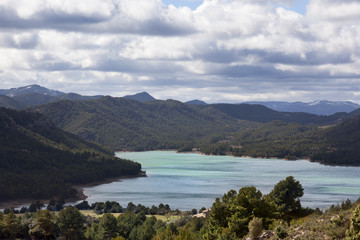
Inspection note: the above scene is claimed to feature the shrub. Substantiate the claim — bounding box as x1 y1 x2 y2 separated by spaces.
248 217 263 240
275 224 288 239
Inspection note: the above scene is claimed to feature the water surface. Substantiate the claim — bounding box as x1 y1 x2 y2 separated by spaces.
83 151 360 210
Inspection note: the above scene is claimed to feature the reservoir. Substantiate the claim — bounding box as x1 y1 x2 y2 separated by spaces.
83 151 360 210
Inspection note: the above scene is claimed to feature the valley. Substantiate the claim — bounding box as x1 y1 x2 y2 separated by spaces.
1 85 360 239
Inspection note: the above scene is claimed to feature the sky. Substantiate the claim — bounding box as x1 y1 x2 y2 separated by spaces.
0 0 359 103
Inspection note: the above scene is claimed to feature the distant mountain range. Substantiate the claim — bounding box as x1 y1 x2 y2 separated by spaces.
0 84 64 97
246 100 360 115
0 84 103 109
32 97 259 151
1 85 359 115
31 94 353 151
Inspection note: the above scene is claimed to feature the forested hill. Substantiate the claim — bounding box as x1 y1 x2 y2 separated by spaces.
312 114 360 165
0 107 141 202
31 96 348 151
32 97 259 150
0 95 27 110
204 103 347 125
200 113 360 165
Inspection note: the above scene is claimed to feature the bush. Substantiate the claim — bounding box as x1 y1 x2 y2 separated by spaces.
347 204 360 239
248 217 263 240
275 224 288 239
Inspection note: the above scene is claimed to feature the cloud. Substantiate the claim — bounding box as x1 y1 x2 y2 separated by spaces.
307 0 360 21
0 0 196 36
0 0 359 103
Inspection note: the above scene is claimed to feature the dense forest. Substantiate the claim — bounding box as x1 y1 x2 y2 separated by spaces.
32 97 259 150
200 113 360 165
0 108 142 202
27 95 360 165
31 95 349 150
1 177 360 239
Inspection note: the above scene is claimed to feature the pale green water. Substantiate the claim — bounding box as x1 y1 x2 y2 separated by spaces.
83 151 360 210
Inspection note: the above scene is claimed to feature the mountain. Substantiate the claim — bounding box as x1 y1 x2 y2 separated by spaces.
0 107 141 202
200 120 323 158
203 103 346 125
123 92 156 102
58 93 103 101
185 99 208 105
0 95 27 109
200 110 360 165
31 96 347 152
246 100 360 115
32 96 259 151
0 85 103 107
13 93 58 106
0 84 64 97
311 113 360 165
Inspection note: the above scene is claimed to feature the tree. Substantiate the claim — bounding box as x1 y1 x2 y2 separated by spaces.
98 213 118 239
268 176 304 224
2 211 18 239
117 212 146 239
248 217 263 240
56 206 85 240
209 187 273 238
29 210 57 239
347 204 360 240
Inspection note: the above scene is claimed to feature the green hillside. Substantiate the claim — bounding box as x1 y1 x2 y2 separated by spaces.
202 103 347 125
0 95 27 109
32 97 259 151
200 120 325 159
200 113 360 165
28 95 360 165
0 107 141 202
311 114 360 165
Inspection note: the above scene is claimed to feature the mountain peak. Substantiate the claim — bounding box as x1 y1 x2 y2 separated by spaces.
123 92 156 102
185 99 208 105
0 84 64 97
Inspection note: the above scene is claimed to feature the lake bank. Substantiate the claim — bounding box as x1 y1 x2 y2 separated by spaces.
0 174 146 210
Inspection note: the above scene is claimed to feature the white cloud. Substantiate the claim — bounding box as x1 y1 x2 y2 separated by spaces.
0 0 359 103
307 0 360 21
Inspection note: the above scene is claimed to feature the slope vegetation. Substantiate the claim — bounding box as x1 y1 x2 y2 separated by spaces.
0 95 27 109
312 114 360 165
0 108 141 202
203 103 346 125
32 97 259 150
201 113 360 165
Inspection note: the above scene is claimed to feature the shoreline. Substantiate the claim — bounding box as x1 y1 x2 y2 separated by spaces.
0 174 146 210
175 150 360 167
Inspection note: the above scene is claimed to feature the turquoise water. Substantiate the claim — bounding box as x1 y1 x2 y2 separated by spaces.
83 151 360 210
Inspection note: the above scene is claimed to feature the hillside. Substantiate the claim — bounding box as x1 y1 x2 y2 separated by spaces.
200 121 325 159
123 92 156 102
0 84 103 107
246 100 360 115
185 99 208 105
31 96 350 153
0 95 27 109
200 112 360 165
311 114 360 165
32 97 259 151
0 107 141 202
0 84 64 97
202 103 347 125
